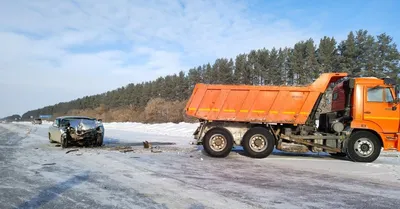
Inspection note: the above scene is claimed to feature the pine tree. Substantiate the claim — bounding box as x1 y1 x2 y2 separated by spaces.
289 41 306 84
376 33 400 80
188 67 202 89
338 31 357 75
247 50 260 85
203 63 213 84
234 53 251 84
277 47 289 85
354 29 378 77
257 48 270 85
304 38 319 82
317 36 338 73
268 47 279 85
215 58 234 84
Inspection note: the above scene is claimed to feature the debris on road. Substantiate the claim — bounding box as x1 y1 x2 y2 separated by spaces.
143 141 151 148
120 148 134 153
66 149 79 154
42 163 56 166
105 146 135 153
151 146 162 153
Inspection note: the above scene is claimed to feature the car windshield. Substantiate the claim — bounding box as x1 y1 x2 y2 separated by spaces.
63 118 96 127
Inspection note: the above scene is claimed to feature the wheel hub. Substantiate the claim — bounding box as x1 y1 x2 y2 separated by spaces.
210 134 226 151
249 134 267 152
360 144 369 152
354 138 374 157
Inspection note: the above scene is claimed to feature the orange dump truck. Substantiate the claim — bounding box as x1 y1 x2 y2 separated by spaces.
185 73 400 162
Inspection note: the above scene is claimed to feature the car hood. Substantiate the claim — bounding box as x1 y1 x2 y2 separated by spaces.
69 119 98 131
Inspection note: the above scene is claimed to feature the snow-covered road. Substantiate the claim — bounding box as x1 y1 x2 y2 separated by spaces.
1 122 400 209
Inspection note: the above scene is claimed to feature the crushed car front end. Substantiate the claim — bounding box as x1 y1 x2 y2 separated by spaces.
61 117 104 147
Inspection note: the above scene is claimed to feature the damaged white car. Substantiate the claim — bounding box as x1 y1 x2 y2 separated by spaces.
48 116 104 148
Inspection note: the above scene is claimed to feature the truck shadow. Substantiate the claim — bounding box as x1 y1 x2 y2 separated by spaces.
16 171 90 209
198 146 351 161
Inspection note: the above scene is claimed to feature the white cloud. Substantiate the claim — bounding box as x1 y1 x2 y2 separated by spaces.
0 0 321 117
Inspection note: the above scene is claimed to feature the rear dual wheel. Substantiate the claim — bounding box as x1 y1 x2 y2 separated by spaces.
202 128 233 158
242 127 275 158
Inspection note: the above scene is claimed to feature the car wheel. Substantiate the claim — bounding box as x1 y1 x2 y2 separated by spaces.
96 134 103 147
61 134 68 148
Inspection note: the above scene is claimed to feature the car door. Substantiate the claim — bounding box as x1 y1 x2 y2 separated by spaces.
49 119 56 139
363 85 400 134
49 119 61 142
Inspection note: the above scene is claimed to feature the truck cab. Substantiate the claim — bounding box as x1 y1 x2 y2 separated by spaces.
330 77 400 160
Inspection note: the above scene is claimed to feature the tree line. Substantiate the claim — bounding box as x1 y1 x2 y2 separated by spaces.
21 29 400 123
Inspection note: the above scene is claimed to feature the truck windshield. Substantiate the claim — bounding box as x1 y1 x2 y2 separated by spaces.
385 88 394 103
367 87 394 103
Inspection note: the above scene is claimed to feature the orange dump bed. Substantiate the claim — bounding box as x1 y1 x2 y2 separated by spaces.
185 73 348 124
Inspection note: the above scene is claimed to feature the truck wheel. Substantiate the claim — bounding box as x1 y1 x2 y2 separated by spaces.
202 128 233 158
346 131 381 163
330 152 347 157
242 127 275 158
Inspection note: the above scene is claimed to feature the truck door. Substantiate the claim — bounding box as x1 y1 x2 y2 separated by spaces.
363 86 400 133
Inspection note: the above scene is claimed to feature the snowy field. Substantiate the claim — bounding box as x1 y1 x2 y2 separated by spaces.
1 121 400 209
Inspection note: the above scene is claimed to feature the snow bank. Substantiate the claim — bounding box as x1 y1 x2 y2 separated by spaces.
13 120 53 125
104 122 199 138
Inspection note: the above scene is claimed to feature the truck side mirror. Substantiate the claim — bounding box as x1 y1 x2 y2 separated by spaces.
392 98 400 110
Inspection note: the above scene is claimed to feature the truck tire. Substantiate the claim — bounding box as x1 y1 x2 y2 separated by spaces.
330 152 347 157
242 127 275 158
346 131 381 163
202 127 233 158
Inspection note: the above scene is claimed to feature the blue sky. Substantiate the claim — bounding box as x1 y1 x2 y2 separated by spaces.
0 0 399 117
